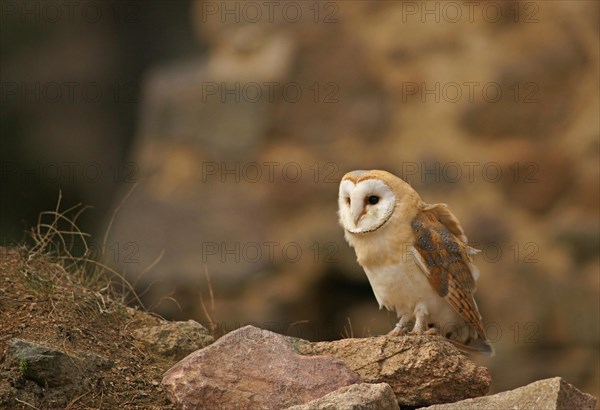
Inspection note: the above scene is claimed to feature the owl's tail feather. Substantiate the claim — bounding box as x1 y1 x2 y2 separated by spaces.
448 337 495 357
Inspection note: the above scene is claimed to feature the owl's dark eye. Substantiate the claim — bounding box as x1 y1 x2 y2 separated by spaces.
367 195 379 205
345 197 351 205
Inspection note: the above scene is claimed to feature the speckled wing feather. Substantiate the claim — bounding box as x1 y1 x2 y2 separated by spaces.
410 204 486 338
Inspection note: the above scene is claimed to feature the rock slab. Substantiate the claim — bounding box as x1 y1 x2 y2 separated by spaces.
421 377 598 410
286 383 399 410
297 335 491 406
162 325 361 409
132 319 214 360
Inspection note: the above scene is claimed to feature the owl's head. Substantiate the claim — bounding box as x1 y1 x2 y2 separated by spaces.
338 169 421 234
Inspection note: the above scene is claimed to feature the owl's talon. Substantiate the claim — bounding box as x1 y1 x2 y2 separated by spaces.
388 314 411 336
425 327 439 336
412 309 428 334
387 325 408 337
408 328 437 336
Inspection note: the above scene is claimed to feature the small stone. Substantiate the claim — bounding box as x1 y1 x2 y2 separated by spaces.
132 320 214 360
286 383 399 410
6 338 111 388
421 377 597 410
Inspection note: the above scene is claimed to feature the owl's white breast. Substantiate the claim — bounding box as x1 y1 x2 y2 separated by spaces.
363 255 459 326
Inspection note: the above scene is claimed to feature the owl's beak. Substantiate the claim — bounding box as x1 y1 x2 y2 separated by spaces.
351 204 366 226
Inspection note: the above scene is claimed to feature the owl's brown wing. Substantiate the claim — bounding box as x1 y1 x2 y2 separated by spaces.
410 204 486 339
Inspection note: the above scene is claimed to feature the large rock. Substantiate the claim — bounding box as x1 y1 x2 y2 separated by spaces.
132 320 214 361
421 377 598 410
162 325 361 409
297 335 490 406
286 383 399 410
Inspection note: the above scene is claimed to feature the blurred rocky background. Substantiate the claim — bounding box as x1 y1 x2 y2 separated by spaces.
2 0 598 399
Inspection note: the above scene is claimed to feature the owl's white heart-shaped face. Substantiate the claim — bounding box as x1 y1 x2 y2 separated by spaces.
338 178 396 234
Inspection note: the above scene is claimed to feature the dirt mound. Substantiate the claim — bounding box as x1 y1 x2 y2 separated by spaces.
0 247 177 409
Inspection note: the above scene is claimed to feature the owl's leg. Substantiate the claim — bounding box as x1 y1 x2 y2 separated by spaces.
410 303 428 334
387 314 411 336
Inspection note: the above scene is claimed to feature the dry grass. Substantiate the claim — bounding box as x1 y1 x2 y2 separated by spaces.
0 193 177 409
26 191 145 307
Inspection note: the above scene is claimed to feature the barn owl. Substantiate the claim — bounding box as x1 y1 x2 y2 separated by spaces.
338 169 494 355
